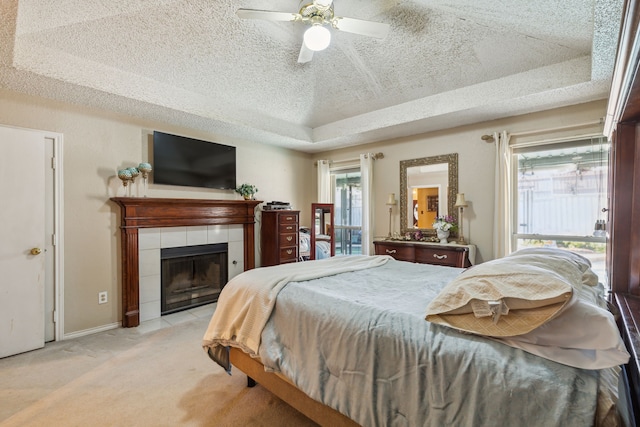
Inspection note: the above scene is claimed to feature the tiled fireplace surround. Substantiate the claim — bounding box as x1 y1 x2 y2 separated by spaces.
111 198 261 327
138 225 244 322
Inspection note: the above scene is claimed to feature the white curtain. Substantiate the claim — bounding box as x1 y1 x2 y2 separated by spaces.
360 153 374 255
493 131 512 259
317 160 331 203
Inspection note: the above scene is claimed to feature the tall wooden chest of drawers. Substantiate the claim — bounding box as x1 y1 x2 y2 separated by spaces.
261 210 299 266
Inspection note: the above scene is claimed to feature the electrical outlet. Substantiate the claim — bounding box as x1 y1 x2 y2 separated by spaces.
98 291 108 304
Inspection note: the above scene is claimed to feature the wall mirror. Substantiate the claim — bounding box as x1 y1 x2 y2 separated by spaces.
310 203 335 260
400 153 458 237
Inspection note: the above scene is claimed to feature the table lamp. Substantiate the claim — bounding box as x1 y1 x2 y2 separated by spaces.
454 193 468 244
386 193 397 238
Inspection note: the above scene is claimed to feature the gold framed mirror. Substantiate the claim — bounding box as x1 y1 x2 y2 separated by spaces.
400 153 458 237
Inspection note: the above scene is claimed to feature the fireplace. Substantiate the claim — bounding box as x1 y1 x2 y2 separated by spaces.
161 243 228 314
111 197 260 327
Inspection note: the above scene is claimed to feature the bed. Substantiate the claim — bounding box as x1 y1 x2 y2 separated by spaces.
202 249 634 426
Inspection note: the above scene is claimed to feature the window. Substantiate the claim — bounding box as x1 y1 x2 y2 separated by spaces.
332 168 362 255
512 137 609 283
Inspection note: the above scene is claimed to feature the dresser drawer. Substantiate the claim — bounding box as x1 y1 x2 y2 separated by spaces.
374 240 472 268
279 223 297 233
279 232 298 247
414 246 465 267
279 246 298 262
278 213 298 225
374 243 415 262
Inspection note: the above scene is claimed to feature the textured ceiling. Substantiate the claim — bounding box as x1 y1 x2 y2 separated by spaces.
0 0 624 153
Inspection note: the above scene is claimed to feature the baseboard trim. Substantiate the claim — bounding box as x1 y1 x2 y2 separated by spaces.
62 321 121 340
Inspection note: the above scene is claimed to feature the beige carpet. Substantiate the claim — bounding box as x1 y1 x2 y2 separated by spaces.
0 314 318 427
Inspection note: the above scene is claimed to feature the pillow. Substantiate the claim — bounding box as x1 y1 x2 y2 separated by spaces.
425 255 580 337
507 247 592 272
507 248 599 287
497 294 630 369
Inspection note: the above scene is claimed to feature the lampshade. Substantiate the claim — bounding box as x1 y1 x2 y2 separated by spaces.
386 193 397 205
454 193 468 207
304 25 331 51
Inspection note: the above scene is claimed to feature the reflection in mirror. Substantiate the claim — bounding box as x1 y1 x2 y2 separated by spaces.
400 154 458 237
310 203 335 259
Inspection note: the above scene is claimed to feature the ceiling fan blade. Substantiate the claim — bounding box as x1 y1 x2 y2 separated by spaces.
236 9 300 22
332 17 390 39
298 42 314 63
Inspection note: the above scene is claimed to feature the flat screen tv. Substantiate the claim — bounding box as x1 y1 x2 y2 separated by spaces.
152 131 236 190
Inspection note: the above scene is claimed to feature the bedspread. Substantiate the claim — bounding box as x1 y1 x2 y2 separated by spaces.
257 259 600 426
202 255 391 367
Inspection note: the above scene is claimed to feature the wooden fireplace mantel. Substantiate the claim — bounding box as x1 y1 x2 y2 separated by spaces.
110 197 262 327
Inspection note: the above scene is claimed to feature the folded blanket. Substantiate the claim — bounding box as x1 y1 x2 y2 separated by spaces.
202 255 391 369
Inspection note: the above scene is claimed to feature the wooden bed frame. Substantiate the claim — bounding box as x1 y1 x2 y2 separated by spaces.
228 347 358 426
228 295 640 427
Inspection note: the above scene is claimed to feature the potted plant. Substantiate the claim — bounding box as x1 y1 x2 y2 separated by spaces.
235 183 258 200
432 215 457 243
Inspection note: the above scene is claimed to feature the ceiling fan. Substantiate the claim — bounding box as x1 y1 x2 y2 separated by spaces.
236 0 390 63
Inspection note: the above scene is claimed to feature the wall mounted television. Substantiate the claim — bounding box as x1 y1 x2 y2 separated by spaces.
152 131 236 190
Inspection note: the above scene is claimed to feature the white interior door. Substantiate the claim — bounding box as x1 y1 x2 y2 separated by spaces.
44 137 55 341
0 126 46 358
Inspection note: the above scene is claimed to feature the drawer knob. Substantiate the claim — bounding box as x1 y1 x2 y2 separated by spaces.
286 217 293 220
385 249 397 254
286 226 293 230
286 249 293 255
433 254 448 260
286 236 292 241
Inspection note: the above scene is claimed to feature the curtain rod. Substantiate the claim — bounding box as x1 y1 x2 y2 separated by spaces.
509 119 604 137
315 152 384 166
481 119 604 142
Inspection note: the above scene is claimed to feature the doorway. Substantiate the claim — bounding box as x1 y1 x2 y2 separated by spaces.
0 125 63 357
332 169 362 255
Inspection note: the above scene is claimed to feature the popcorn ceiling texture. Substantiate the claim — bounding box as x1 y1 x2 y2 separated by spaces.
0 0 624 152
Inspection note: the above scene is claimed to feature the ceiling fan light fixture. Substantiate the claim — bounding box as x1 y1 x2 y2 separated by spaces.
304 25 331 51
312 0 333 10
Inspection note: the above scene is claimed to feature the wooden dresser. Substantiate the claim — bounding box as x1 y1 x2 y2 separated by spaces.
261 210 299 266
374 240 473 268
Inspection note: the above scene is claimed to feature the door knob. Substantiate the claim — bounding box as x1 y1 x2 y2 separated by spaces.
30 247 42 255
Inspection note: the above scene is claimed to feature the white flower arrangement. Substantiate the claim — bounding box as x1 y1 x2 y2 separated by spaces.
432 215 457 232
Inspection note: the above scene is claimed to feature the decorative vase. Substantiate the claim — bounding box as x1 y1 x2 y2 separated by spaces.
138 163 152 197
436 229 449 244
243 194 252 200
117 169 133 197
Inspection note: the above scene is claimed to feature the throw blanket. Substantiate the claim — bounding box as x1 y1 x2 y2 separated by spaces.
202 255 391 368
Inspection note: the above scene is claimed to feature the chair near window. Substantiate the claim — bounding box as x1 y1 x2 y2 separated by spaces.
310 203 335 260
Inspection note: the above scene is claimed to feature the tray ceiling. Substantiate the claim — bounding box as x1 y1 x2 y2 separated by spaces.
0 0 623 152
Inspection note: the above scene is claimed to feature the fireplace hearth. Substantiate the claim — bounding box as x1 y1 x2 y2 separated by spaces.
161 243 228 314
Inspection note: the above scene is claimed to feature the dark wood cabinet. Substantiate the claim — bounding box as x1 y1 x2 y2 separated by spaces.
261 210 299 266
604 0 640 296
374 240 472 268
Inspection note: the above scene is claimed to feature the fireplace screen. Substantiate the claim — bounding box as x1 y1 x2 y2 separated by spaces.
161 243 228 315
